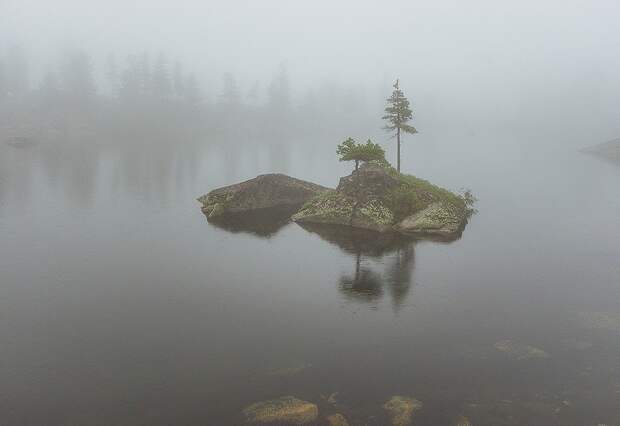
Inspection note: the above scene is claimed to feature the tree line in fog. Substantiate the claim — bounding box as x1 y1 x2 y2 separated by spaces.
0 45 372 143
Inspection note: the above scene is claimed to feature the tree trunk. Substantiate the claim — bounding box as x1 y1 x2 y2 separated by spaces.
397 127 401 173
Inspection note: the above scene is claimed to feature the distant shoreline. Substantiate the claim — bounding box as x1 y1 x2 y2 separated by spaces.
581 138 620 162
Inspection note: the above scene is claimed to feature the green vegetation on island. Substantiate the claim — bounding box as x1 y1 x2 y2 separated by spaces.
337 137 386 171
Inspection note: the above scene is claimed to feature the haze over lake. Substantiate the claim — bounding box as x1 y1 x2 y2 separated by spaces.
1 1 620 425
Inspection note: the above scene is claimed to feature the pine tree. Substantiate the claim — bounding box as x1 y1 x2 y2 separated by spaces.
6 45 29 96
39 70 60 105
120 54 141 100
184 73 202 106
59 49 96 104
337 137 386 171
219 72 240 106
173 61 184 98
268 63 290 109
247 80 259 104
105 53 119 97
0 60 6 99
151 52 171 99
138 51 152 95
382 79 417 173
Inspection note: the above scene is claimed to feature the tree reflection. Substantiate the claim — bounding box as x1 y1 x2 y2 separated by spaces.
297 223 421 309
339 252 384 302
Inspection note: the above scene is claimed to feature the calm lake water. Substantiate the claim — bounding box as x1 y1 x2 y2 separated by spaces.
0 135 619 425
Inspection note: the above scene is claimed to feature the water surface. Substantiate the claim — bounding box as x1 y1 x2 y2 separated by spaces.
1 136 619 425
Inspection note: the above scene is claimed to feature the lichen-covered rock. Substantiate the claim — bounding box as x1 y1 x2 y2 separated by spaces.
198 174 330 219
326 413 349 426
291 191 356 227
383 396 423 426
353 199 394 231
395 202 465 237
243 396 318 424
292 192 394 232
292 165 396 232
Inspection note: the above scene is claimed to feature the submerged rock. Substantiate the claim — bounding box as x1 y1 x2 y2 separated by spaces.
463 399 563 425
577 311 620 331
383 395 423 426
320 392 338 405
326 413 349 426
395 202 464 237
264 362 312 377
455 415 472 426
561 337 593 351
494 340 550 360
198 174 329 219
243 396 318 424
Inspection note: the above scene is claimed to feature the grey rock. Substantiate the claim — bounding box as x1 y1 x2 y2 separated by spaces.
198 174 330 219
292 164 396 232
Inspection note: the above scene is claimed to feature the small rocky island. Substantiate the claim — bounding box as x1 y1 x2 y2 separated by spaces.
199 83 475 240
198 161 474 239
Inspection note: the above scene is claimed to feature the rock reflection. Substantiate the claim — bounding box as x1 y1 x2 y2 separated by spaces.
205 205 300 238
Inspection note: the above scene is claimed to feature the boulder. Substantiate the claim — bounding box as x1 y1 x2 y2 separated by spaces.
198 174 329 219
383 395 423 426
326 413 349 426
337 163 400 200
292 164 397 232
242 396 318 424
395 202 465 238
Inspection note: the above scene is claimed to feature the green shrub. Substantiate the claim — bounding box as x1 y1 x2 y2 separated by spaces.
386 185 421 222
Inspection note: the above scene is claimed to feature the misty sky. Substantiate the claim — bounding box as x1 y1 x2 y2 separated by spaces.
2 0 620 140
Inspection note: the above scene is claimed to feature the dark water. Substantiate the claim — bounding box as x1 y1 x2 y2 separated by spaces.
0 135 619 425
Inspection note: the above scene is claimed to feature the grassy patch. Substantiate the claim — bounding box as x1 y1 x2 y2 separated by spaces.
379 163 470 222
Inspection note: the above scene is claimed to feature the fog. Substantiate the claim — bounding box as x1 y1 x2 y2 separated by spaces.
2 2 620 425
2 0 620 148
